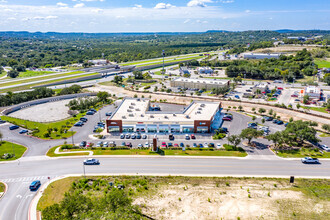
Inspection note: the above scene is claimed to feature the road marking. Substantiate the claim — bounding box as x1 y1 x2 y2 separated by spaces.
16 195 22 199
0 175 57 183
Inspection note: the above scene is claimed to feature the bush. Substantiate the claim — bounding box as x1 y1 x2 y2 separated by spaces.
213 133 226 140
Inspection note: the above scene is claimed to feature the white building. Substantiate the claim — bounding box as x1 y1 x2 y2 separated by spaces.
170 78 230 90
88 59 108 65
241 53 281 60
304 86 321 100
197 67 214 74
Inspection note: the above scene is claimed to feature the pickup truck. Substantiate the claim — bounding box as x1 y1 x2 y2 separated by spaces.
301 157 319 164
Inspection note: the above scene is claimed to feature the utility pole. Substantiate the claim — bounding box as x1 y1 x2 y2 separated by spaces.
99 110 101 122
11 140 15 156
83 162 86 179
71 130 74 146
162 50 165 80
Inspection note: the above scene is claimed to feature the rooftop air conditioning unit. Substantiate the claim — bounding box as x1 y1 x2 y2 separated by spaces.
185 115 190 119
141 114 144 117
129 114 134 117
150 115 154 118
127 109 131 112
122 116 126 119
131 102 135 105
173 114 176 116
198 108 202 110
136 108 140 111
201 104 205 107
197 111 201 114
164 116 168 119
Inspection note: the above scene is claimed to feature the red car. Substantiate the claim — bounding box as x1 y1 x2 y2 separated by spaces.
174 144 179 147
191 134 196 139
277 87 283 90
161 142 167 148
291 94 298 97
86 142 92 147
223 117 232 121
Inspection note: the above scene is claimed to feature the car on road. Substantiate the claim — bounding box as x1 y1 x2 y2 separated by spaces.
191 134 196 139
321 145 330 152
9 125 19 130
126 134 131 139
86 111 95 115
29 180 41 191
80 117 88 122
84 158 100 165
19 129 28 134
185 134 190 140
120 134 125 139
79 141 87 147
301 157 319 164
74 121 84 127
142 134 147 139
105 112 112 116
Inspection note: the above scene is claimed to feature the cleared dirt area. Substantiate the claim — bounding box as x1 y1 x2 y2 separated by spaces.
253 45 320 53
8 99 72 122
134 178 329 220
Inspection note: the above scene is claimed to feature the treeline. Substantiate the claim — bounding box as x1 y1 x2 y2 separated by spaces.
0 85 82 107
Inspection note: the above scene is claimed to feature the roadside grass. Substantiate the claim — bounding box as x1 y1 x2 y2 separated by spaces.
301 106 328 114
37 176 330 219
0 71 7 79
319 132 330 138
140 81 157 87
0 72 98 93
314 58 330 68
0 141 27 161
48 146 247 157
0 182 5 193
1 114 86 139
18 70 54 78
37 177 80 211
273 147 330 158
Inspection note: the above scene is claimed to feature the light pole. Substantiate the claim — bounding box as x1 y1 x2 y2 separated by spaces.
162 50 165 80
99 110 101 122
71 130 74 146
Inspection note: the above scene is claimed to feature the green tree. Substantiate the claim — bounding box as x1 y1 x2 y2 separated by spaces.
133 71 143 79
303 95 309 104
8 69 19 78
322 124 330 132
97 91 109 103
227 135 241 149
240 128 263 144
113 75 123 85
258 108 266 114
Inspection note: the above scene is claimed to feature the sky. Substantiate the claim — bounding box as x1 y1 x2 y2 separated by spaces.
0 0 329 32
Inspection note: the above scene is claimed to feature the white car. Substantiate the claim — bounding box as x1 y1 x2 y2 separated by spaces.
216 143 222 149
83 158 100 165
144 142 149 147
321 145 330 152
138 144 143 148
301 157 319 164
204 143 208 148
103 142 108 147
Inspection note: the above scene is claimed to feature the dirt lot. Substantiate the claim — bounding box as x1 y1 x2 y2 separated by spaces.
253 45 320 53
134 178 329 220
8 99 72 122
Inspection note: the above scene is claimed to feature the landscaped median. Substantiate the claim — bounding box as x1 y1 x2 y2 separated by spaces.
0 141 27 161
47 144 247 157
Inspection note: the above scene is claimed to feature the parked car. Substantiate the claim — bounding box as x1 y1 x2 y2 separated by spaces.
131 133 136 139
93 126 100 132
80 117 88 122
198 143 203 148
136 133 141 139
96 141 103 147
180 143 184 147
120 134 125 139
86 142 92 147
209 143 215 148
174 143 179 147
272 119 279 124
168 142 173 147
84 158 100 165
126 142 132 148
144 142 149 147
185 134 190 140
74 121 84 127
105 112 112 116
193 143 197 147
0 120 6 124
219 127 228 133
103 142 109 147
126 134 131 139
161 142 167 148
79 141 87 147
142 134 147 139
276 120 284 125
321 145 330 152
284 122 289 127
89 108 97 112
29 180 41 191
138 144 143 148
291 94 298 97
216 143 222 148
248 123 258 129
19 129 28 134
234 95 240 99
223 117 232 121
169 133 174 140
9 125 19 130
301 157 319 164
191 134 196 139
263 116 273 121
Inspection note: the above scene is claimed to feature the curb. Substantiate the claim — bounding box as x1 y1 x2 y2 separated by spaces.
0 181 8 200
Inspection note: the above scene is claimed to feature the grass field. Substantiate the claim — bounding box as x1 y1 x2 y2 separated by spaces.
0 141 27 161
301 106 328 114
1 114 85 139
19 70 55 78
0 71 7 78
314 58 330 68
274 147 330 158
47 146 247 157
37 176 330 219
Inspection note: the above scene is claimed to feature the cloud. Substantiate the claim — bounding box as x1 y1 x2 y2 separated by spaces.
133 4 142 9
91 8 103 13
184 19 191 24
187 0 213 7
245 9 251 13
56 2 68 7
78 0 105 1
73 3 85 8
154 3 175 9
220 0 234 3
0 0 8 3
46 16 58 19
115 15 125 19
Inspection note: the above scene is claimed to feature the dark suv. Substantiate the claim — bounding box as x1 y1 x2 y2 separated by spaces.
29 180 41 191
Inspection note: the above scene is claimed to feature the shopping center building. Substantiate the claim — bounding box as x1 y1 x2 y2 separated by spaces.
106 98 221 133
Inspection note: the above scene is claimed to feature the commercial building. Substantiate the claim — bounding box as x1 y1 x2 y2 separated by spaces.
241 53 281 60
303 86 321 100
170 77 230 90
197 67 214 74
106 98 221 133
252 83 269 94
88 59 109 65
179 67 190 76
